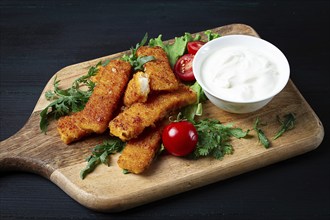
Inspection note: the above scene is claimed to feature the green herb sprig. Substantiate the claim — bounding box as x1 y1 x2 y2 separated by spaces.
253 117 270 149
80 138 125 179
122 33 155 70
191 119 249 159
40 60 108 133
273 113 296 140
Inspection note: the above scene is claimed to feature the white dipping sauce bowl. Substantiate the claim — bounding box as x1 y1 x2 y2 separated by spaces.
193 35 290 113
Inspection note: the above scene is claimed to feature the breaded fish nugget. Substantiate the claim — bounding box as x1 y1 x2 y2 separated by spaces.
109 84 196 141
57 112 90 144
77 60 132 133
136 46 179 91
117 126 162 174
123 71 150 106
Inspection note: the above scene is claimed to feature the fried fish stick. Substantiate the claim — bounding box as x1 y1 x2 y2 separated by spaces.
123 71 150 107
136 46 179 91
109 84 196 141
117 126 162 174
77 60 132 133
90 65 106 83
57 112 90 144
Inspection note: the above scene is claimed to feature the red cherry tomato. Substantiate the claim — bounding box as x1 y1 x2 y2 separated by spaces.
187 41 205 55
162 121 198 156
174 54 195 81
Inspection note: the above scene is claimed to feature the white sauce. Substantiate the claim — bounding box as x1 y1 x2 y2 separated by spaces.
201 46 280 102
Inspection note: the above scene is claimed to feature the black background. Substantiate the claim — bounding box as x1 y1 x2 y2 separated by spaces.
1 0 329 219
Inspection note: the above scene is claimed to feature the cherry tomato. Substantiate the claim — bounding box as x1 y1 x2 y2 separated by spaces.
174 54 195 81
162 121 198 156
187 41 205 55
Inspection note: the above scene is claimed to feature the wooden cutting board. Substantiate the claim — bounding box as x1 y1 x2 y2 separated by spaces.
0 24 324 212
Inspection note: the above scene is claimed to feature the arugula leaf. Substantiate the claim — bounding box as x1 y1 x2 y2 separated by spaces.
121 33 155 70
80 138 125 179
191 119 249 159
273 113 296 140
40 61 105 133
149 32 201 67
132 56 155 71
253 117 270 148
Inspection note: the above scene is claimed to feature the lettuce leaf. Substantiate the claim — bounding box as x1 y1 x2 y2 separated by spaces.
204 30 220 41
182 81 207 122
149 33 201 67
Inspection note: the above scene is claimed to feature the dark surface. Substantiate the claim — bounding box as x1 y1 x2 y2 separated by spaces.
0 0 329 219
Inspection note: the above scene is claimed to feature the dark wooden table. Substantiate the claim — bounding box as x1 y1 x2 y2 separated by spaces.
1 1 329 219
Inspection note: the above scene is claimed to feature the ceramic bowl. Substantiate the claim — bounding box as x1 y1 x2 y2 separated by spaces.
193 35 290 113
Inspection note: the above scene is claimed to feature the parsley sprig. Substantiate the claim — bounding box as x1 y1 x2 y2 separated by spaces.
40 60 107 133
80 138 125 179
191 119 249 159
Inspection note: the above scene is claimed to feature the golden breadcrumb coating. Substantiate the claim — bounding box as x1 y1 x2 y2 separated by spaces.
123 71 150 106
144 60 179 91
117 126 162 174
136 46 169 62
90 66 105 84
57 112 90 144
136 46 179 91
77 60 132 133
109 84 197 141
56 59 132 144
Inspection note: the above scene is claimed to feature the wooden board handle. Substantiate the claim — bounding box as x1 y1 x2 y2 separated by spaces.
0 113 57 177
0 111 104 179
